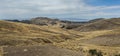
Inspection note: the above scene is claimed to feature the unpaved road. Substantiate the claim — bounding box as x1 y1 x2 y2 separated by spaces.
2 45 83 56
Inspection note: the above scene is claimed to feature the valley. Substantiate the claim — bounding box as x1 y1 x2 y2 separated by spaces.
0 17 120 56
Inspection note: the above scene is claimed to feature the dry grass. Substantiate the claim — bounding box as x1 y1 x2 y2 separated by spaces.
54 29 120 56
0 48 1 56
75 18 120 32
0 20 120 56
0 20 83 46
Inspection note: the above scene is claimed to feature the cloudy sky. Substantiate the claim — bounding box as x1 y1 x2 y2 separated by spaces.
0 0 120 20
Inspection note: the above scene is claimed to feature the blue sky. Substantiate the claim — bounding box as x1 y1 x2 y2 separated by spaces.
86 0 120 6
0 0 120 20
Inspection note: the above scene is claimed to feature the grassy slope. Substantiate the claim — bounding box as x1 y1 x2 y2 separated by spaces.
0 20 120 56
0 20 83 56
55 28 120 56
75 18 120 32
0 20 83 46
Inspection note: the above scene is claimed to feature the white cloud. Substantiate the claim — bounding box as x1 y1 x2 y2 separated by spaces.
0 0 120 19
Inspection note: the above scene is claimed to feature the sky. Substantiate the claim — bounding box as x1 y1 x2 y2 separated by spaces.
0 0 120 21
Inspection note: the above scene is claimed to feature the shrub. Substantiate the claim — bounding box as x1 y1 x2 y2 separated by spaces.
89 49 103 56
115 54 120 56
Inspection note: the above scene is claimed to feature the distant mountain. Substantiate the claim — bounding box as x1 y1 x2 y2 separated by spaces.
60 18 89 22
88 18 105 23
5 17 87 29
5 17 120 31
30 17 61 26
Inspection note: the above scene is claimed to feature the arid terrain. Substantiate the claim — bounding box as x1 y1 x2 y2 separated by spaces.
0 17 120 56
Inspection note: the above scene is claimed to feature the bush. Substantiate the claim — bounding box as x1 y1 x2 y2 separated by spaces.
89 49 103 56
115 54 120 56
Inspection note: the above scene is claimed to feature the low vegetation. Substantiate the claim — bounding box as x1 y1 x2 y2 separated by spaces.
0 18 120 56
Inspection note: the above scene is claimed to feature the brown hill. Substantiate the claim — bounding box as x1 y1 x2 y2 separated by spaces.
75 18 120 32
0 20 82 46
55 28 120 56
80 29 120 46
0 20 84 56
6 17 88 29
0 18 120 56
30 17 61 26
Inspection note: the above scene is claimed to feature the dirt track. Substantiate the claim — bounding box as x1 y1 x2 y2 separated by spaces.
2 45 83 56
